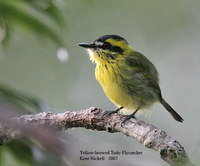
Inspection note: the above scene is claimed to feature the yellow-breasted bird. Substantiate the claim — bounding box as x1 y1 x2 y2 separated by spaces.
78 35 183 123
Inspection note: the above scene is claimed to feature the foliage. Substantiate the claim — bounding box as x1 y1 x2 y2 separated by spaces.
0 0 64 46
0 1 66 165
0 83 42 114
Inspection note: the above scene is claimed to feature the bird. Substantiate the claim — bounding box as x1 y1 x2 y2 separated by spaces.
78 34 183 123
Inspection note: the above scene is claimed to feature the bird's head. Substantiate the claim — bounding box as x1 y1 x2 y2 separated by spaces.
78 35 134 64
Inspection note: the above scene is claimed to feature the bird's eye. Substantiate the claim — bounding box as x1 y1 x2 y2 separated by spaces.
102 42 111 49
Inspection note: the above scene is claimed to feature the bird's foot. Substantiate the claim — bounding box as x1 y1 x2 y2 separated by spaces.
121 107 140 126
121 114 137 125
102 106 123 117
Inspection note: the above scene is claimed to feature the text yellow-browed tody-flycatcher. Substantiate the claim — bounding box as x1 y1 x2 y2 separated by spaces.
78 35 183 123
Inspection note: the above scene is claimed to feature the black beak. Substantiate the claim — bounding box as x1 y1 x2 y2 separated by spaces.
78 43 96 49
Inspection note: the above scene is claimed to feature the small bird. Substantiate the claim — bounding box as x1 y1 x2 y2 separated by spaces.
78 35 183 123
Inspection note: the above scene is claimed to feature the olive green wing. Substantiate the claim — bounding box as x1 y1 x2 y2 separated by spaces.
126 51 159 83
123 51 161 97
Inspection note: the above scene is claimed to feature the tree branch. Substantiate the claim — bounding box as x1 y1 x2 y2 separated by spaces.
0 107 193 166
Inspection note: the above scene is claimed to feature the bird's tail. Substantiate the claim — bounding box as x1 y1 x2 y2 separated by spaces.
160 98 184 123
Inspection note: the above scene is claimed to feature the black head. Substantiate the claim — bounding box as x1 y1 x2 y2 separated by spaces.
78 35 128 55
94 35 128 44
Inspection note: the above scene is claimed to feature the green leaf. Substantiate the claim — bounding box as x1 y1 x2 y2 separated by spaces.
6 140 34 165
0 0 65 46
0 83 42 114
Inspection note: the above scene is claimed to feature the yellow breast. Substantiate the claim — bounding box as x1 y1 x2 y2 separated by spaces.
95 62 139 114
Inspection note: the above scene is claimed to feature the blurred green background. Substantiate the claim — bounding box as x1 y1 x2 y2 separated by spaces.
0 0 200 165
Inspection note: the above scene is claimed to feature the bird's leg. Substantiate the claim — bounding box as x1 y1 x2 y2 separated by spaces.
103 106 123 116
122 107 140 125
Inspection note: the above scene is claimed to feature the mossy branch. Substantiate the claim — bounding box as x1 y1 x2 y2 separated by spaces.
0 107 193 166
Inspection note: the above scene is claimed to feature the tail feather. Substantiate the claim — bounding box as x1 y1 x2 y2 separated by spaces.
161 98 184 123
